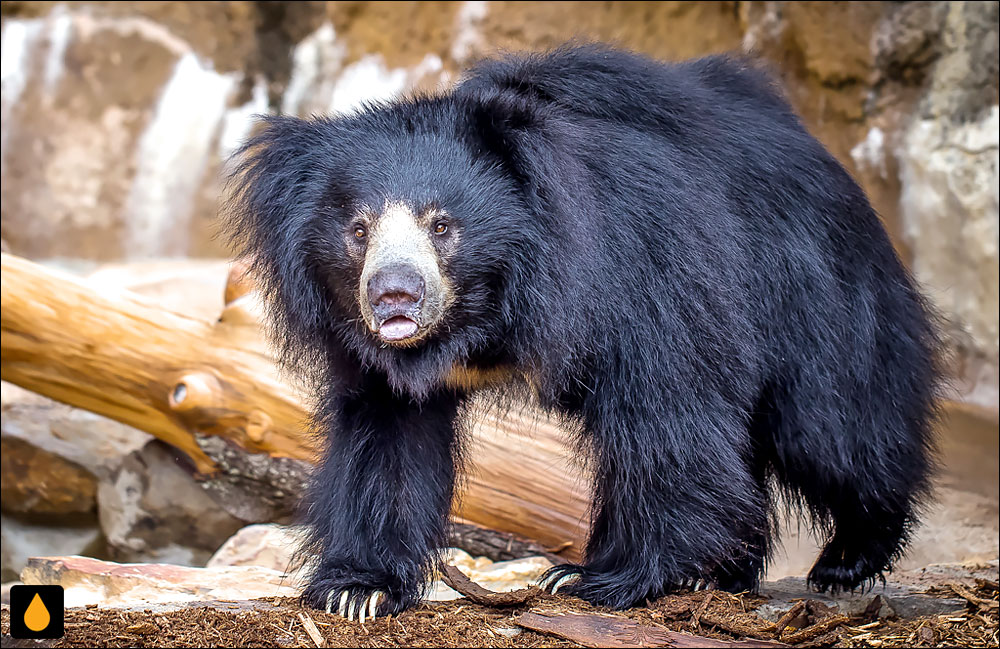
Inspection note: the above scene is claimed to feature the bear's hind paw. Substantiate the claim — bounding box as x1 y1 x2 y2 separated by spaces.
540 564 714 608
538 564 584 594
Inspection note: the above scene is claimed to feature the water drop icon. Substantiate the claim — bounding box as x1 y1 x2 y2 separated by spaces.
25 592 51 632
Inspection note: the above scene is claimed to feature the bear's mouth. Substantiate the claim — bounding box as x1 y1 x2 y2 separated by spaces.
378 315 420 342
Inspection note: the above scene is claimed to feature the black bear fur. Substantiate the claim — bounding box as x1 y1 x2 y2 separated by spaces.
223 45 942 614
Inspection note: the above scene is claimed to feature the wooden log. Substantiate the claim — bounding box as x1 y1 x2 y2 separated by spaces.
0 253 318 475
0 252 590 559
446 521 565 564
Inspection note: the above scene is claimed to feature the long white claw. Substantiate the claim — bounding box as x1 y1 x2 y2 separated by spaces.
338 591 349 618
347 595 356 622
359 597 366 624
550 572 581 594
538 572 559 591
325 590 336 614
368 591 382 621
694 580 704 591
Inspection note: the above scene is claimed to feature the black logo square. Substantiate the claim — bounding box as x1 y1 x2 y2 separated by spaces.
9 585 65 639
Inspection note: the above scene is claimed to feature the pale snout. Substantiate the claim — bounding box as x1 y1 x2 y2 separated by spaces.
356 202 452 346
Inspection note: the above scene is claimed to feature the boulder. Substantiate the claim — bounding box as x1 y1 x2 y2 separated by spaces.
206 523 308 573
0 436 97 515
21 555 299 608
207 524 554 603
0 514 103 582
1 382 151 490
97 440 246 566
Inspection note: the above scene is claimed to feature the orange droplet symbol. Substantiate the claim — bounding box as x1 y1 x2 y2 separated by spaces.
25 592 51 632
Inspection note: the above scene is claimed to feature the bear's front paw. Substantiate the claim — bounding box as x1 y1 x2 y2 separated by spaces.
303 579 410 623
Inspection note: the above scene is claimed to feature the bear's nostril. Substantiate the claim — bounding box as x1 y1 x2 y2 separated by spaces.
377 290 418 306
367 264 426 310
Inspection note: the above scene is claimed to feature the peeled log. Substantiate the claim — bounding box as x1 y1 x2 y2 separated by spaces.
0 253 318 474
0 252 590 559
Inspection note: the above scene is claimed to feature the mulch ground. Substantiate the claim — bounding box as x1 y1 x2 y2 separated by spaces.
2 580 996 647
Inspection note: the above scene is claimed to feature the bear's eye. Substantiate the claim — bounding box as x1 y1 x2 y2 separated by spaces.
353 225 367 240
433 220 448 235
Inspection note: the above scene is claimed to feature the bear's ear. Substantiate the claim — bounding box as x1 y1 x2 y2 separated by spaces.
466 93 546 187
222 115 326 267
221 115 336 369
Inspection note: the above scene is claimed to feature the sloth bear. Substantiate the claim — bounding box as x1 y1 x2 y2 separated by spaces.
223 45 941 621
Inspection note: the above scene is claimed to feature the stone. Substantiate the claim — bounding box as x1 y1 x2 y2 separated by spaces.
17 542 548 609
97 440 246 566
892 559 999 589
1 382 152 485
1 581 19 605
206 523 308 573
1 514 103 582
20 555 299 608
0 381 150 579
758 574 969 622
207 525 554 603
0 435 97 515
462 555 552 593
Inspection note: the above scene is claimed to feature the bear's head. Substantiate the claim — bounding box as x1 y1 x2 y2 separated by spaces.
222 93 569 396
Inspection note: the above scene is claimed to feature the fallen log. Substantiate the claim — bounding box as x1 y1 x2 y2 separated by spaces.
0 252 590 559
0 253 317 474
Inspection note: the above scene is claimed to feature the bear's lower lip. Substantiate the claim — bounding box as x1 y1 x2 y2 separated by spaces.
379 316 420 341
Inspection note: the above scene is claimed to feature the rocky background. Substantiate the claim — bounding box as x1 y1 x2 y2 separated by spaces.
1 0 997 593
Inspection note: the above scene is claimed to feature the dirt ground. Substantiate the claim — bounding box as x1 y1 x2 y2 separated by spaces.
2 580 996 648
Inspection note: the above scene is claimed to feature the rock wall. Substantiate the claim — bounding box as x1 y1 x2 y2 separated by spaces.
1 1 996 404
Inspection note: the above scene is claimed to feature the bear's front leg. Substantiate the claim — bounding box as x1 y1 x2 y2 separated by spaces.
301 381 461 621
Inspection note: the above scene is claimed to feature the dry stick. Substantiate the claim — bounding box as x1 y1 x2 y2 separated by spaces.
439 564 540 607
781 614 850 644
691 591 715 629
296 612 325 649
772 600 806 637
700 613 778 642
949 582 999 610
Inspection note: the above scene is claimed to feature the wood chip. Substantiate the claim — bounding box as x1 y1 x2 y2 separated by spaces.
125 622 158 635
297 612 325 648
772 601 806 637
950 582 999 610
517 610 788 648
691 591 715 629
781 614 850 644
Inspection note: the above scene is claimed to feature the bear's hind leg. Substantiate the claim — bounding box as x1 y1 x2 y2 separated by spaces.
770 386 933 593
806 497 910 593
541 391 767 608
